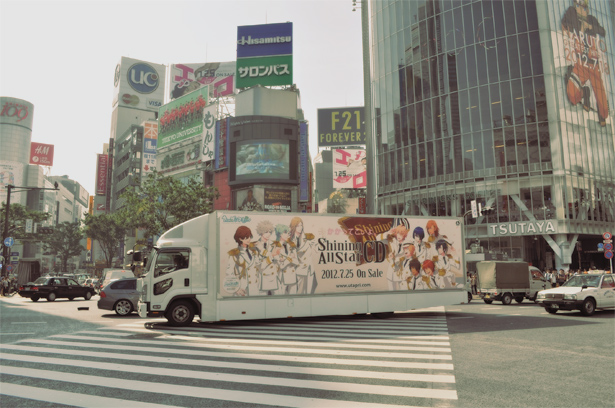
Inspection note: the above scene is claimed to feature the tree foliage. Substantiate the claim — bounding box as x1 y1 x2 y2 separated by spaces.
327 190 349 214
83 213 127 268
42 221 85 272
119 170 219 239
1 202 51 256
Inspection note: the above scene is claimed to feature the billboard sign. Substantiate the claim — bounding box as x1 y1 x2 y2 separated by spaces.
237 22 293 58
0 97 34 131
318 107 366 147
29 142 54 166
236 22 293 88
333 149 367 189
264 188 292 212
202 103 217 162
170 62 235 100
218 213 464 297
0 161 24 201
299 122 309 201
96 154 108 196
158 86 209 149
113 57 165 111
143 121 158 175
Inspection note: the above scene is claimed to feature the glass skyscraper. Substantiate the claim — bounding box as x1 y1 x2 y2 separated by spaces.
366 0 615 270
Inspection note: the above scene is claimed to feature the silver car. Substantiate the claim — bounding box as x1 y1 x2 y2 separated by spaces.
97 278 139 316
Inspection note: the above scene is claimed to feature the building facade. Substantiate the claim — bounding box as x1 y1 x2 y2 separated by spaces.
366 0 615 270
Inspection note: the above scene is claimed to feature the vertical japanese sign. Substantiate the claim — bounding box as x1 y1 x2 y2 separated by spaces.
333 149 367 189
143 121 158 175
216 117 229 169
202 103 217 162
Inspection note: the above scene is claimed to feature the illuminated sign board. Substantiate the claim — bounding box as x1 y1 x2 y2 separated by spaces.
29 142 54 166
318 107 366 147
158 86 208 149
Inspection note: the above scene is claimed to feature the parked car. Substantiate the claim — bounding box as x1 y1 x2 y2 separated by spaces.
536 273 615 316
98 278 139 316
19 276 96 302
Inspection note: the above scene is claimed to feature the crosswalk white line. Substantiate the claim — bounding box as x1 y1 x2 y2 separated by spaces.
0 354 456 399
23 336 452 360
1 366 448 408
0 382 183 408
9 338 454 370
0 344 456 383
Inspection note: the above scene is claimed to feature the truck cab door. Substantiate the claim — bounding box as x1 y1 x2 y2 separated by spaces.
150 249 192 299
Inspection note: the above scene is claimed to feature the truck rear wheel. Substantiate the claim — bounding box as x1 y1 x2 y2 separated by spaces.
501 293 512 305
166 301 194 326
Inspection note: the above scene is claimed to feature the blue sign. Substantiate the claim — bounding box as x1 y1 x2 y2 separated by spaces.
237 22 293 58
3 237 14 247
127 63 160 94
605 250 614 259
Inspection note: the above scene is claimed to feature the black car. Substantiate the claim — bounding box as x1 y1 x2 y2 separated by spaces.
19 276 95 302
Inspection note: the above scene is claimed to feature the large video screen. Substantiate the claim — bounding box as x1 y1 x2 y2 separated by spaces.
234 140 290 181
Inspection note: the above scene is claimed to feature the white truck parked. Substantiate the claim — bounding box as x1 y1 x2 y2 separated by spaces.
477 261 549 305
137 211 469 326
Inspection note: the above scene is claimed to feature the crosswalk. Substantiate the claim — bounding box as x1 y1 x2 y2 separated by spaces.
0 308 458 407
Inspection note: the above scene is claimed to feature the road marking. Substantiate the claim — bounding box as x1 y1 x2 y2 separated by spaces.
0 347 456 383
0 383 182 408
0 364 457 402
14 338 455 370
448 317 474 319
0 333 35 335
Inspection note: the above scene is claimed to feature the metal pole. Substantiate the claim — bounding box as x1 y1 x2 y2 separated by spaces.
2 184 12 277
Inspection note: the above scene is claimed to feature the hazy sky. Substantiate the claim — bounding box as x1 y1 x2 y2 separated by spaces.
0 0 364 194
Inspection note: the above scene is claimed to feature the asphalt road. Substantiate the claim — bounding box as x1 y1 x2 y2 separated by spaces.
1 294 613 407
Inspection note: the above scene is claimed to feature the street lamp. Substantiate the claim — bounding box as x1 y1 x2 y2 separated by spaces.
1 182 59 277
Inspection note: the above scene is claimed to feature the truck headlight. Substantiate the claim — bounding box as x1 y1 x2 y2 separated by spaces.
564 294 577 300
536 293 545 300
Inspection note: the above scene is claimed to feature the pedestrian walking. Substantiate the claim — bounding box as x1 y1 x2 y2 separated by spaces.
1 277 8 296
470 272 477 295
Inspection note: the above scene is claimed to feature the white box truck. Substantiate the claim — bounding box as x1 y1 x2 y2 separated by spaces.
137 211 468 326
477 261 549 305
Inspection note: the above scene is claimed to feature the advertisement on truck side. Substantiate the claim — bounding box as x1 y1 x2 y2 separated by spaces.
219 213 464 297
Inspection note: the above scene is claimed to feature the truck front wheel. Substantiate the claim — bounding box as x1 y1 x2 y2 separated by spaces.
580 298 596 316
514 296 524 304
166 301 195 326
501 293 512 305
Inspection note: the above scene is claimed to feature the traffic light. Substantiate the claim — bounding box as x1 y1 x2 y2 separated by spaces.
38 227 54 234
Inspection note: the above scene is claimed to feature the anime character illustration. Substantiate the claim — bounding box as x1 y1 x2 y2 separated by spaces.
386 224 410 290
260 241 283 295
434 239 461 288
421 260 439 290
407 258 427 290
412 226 431 263
562 0 609 126
225 226 260 296
254 220 275 255
400 243 416 284
275 223 299 295
290 217 317 294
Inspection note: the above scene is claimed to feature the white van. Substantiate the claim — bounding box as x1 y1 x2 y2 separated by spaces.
100 269 134 290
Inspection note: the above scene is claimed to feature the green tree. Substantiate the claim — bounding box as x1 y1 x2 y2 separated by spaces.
83 213 127 268
119 170 219 239
42 221 85 272
1 203 51 263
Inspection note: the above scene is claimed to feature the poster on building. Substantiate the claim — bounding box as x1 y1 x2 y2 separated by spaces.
237 188 264 211
333 149 367 189
95 154 108 196
29 142 54 166
201 103 217 162
143 122 158 175
264 188 292 212
218 213 464 297
216 117 229 169
318 107 366 147
299 122 309 201
157 139 201 174
0 161 24 201
158 86 209 149
169 62 235 100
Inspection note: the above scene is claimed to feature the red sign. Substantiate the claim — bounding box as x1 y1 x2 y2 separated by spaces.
29 142 54 166
96 154 108 196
